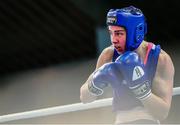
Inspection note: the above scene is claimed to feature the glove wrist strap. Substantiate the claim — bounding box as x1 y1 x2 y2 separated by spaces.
129 80 151 100
88 80 104 96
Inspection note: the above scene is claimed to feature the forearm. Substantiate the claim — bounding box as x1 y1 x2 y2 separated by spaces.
141 93 170 121
80 74 97 103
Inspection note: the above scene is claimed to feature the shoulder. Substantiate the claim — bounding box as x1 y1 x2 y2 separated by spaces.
101 45 114 58
144 41 175 77
96 46 114 69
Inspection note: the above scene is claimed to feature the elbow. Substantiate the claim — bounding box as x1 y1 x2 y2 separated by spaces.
80 86 88 103
154 105 170 121
80 95 85 103
157 110 169 121
80 85 97 104
80 92 88 104
161 107 170 121
80 95 90 104
80 93 96 104
160 104 171 121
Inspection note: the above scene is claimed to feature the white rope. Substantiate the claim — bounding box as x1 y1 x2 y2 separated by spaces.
0 87 180 123
172 87 180 96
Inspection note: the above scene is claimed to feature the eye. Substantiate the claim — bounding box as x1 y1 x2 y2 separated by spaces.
115 32 124 36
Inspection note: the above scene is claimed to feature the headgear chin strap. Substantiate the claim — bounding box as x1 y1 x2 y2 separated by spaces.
107 6 147 51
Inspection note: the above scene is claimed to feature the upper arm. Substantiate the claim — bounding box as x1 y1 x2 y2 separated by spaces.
152 50 175 106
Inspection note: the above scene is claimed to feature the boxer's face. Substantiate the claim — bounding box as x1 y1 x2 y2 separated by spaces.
108 25 126 53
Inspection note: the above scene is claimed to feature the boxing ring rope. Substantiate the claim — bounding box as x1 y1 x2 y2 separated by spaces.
0 87 180 123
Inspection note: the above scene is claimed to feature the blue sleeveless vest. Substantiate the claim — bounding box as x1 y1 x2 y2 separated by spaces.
112 43 161 112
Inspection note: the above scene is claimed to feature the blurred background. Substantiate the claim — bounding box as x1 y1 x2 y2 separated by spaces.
0 0 179 124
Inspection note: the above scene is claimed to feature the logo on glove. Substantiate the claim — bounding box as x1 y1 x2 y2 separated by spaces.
132 66 144 81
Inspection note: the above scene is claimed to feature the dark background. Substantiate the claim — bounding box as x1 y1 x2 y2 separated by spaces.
0 0 179 76
0 0 179 123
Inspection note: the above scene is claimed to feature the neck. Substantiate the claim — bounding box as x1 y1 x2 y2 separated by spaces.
135 41 147 53
134 41 148 60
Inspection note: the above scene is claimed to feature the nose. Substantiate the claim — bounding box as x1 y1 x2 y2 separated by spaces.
111 35 118 44
112 41 118 45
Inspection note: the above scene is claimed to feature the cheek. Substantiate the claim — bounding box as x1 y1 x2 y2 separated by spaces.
122 35 126 41
119 37 126 45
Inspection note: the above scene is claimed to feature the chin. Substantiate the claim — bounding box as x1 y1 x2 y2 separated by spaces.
116 48 124 54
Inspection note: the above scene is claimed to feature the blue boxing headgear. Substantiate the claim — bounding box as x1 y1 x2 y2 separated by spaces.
106 6 147 51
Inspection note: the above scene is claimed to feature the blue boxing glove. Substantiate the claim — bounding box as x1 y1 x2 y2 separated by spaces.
88 62 123 96
115 51 151 100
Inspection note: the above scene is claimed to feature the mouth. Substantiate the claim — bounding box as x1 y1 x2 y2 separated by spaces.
114 46 123 52
115 46 121 50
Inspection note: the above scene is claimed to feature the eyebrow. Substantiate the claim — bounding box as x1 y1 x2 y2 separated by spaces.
108 30 125 32
114 30 125 32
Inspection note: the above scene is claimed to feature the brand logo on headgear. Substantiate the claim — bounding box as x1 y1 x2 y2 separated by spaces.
107 17 117 24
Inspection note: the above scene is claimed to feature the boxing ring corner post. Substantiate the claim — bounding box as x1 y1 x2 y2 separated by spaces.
0 87 180 123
